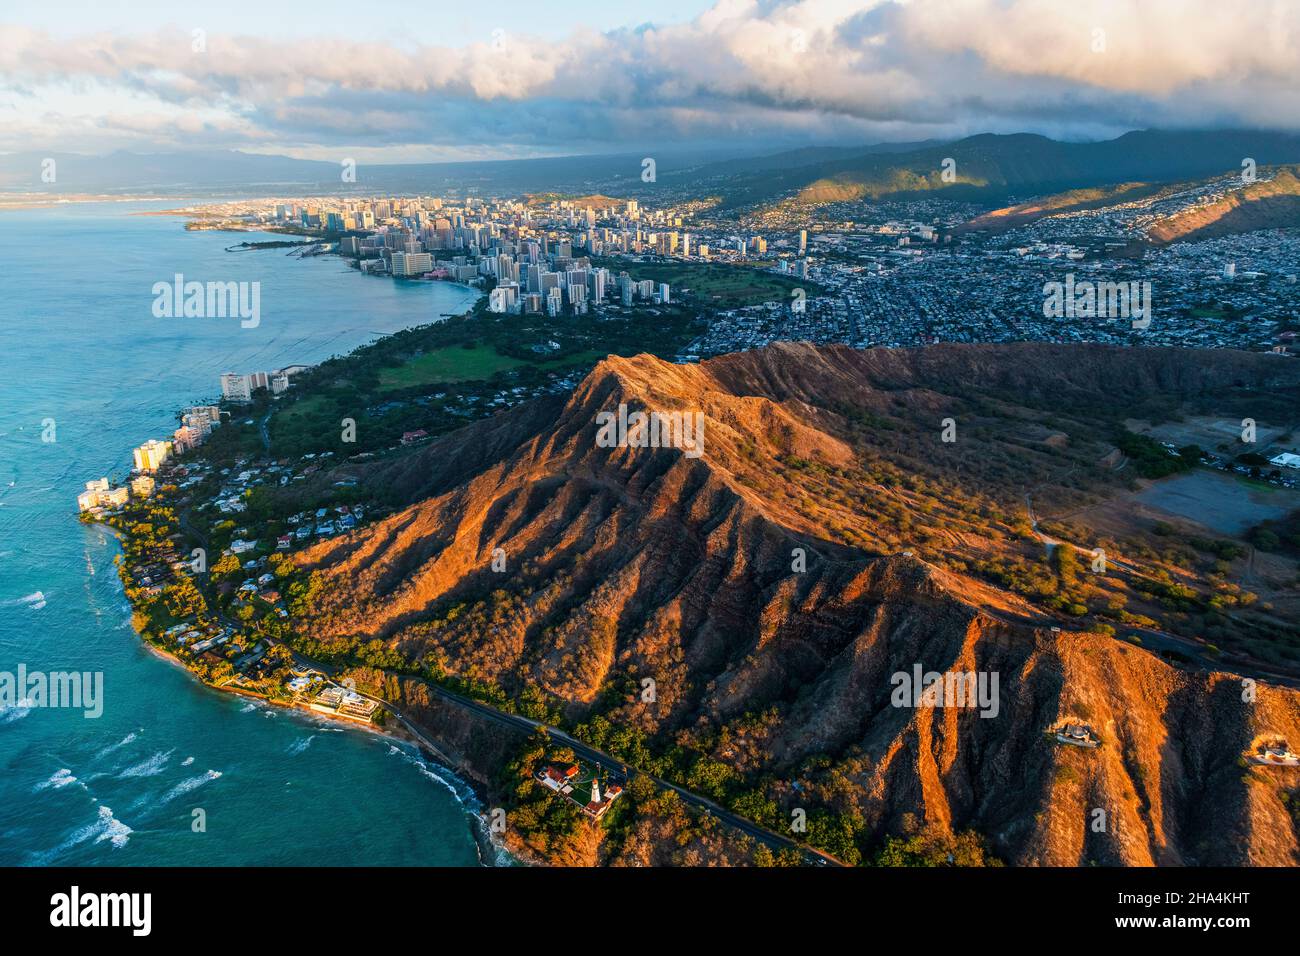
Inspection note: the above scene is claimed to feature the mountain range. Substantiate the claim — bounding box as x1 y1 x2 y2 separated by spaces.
704 130 1300 209
9 130 1300 211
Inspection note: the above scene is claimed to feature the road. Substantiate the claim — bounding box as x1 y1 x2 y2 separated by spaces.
258 410 272 452
176 487 840 862
1022 494 1300 690
330 673 843 867
1024 494 1059 558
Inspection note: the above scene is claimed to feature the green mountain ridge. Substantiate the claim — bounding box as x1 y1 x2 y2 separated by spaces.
712 130 1300 210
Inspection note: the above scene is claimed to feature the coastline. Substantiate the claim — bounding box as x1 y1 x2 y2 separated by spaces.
0 193 197 211
156 209 489 299
129 595 513 865
81 291 514 865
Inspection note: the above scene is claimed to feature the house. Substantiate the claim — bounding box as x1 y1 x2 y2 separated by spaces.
276 535 292 550
311 687 345 712
1248 743 1300 766
337 693 379 721
401 429 429 445
1055 724 1101 748
536 764 580 791
308 686 379 722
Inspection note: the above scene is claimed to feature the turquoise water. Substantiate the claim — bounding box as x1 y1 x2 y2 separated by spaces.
0 202 489 865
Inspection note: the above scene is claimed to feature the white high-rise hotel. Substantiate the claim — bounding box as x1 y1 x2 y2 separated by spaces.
221 372 253 403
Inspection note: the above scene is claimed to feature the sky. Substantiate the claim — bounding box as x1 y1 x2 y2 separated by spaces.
2 0 1299 161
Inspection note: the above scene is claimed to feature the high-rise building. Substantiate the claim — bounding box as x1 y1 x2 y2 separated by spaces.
391 251 433 276
220 373 252 403
174 425 204 452
488 285 518 313
545 287 564 317
132 439 172 473
183 405 221 426
77 480 128 513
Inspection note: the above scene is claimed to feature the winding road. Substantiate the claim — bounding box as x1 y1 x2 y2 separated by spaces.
321 669 844 867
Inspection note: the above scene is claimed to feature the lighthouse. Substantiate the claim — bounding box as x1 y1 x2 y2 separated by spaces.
591 777 601 804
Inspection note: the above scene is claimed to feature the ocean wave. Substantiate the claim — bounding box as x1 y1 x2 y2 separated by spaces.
387 745 479 810
240 702 259 713
93 806 133 849
34 768 79 791
28 805 131 863
486 840 515 867
160 769 222 805
117 748 174 778
94 730 138 760
0 699 34 723
287 735 315 755
181 756 194 766
3 590 44 607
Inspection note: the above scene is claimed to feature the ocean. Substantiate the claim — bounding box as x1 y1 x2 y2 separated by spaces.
0 201 491 865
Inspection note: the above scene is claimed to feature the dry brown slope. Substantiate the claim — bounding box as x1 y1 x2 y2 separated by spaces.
1148 167 1300 244
294 343 1300 865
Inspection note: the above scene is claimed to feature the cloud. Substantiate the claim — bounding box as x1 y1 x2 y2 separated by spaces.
2 0 1298 157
